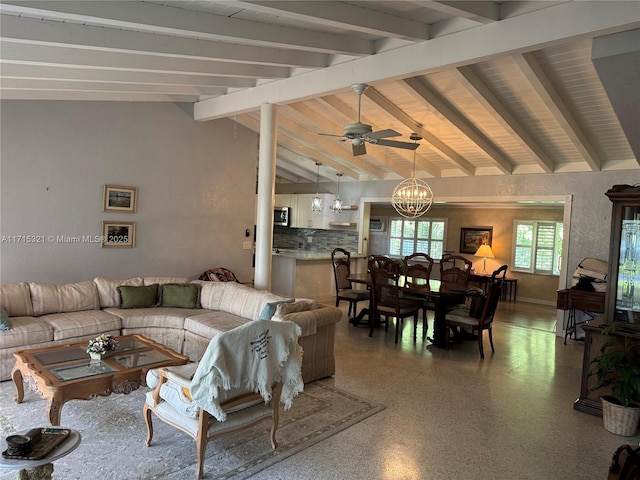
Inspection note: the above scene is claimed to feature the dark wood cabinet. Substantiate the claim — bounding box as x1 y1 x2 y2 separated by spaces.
576 320 613 415
574 184 640 416
604 185 640 323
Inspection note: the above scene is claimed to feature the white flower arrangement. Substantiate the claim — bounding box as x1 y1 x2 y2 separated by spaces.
86 334 118 355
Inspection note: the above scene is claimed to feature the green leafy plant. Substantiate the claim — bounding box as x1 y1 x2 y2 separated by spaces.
590 324 640 407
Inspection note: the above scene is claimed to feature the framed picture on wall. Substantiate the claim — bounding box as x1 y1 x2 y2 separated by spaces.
102 221 136 248
459 227 492 254
103 185 137 213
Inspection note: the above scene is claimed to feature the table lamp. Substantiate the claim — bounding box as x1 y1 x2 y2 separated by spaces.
475 243 495 274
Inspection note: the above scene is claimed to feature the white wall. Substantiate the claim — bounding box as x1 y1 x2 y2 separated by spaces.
0 101 258 284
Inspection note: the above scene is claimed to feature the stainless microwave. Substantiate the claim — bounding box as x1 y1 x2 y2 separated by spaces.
274 207 290 226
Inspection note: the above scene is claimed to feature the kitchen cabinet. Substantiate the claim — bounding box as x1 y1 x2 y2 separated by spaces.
274 193 358 229
274 194 293 208
292 194 335 229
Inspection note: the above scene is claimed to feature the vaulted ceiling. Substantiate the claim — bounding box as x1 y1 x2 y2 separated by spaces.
1 1 639 185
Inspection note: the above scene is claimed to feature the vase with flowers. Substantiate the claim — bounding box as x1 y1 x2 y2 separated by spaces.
86 334 119 360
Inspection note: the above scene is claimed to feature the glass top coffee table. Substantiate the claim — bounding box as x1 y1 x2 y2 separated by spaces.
11 334 189 426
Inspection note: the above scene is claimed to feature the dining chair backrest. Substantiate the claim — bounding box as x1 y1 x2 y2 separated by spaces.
491 264 508 282
368 255 400 275
370 268 401 313
440 254 472 290
477 267 507 326
404 253 434 280
331 248 353 291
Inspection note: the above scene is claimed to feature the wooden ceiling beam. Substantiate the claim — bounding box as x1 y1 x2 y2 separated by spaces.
363 85 475 175
453 65 554 173
402 76 513 174
512 52 601 171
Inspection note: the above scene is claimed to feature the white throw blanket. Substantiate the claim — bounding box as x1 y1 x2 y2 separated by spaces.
190 319 304 421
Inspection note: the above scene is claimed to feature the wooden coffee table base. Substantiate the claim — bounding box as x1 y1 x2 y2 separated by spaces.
11 335 188 426
12 368 145 426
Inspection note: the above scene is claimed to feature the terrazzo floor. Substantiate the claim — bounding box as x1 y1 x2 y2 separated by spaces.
247 300 639 480
3 301 636 479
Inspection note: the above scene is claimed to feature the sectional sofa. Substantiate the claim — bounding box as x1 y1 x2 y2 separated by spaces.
0 276 343 383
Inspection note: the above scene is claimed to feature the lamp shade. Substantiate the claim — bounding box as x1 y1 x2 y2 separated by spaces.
474 244 495 258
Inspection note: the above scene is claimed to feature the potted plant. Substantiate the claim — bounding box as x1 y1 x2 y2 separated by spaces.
590 323 640 436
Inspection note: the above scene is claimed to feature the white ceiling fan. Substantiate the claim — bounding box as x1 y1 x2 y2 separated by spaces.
319 84 420 156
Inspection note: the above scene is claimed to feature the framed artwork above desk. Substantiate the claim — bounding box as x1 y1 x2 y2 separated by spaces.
460 227 492 254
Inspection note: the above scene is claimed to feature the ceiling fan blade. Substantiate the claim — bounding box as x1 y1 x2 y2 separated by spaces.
317 132 346 138
352 142 367 156
367 129 401 140
375 139 420 150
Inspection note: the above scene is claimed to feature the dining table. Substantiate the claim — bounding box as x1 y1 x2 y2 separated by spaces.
347 273 468 348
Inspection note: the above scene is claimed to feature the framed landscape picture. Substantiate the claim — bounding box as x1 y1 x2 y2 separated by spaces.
459 227 492 254
103 185 137 213
102 221 136 248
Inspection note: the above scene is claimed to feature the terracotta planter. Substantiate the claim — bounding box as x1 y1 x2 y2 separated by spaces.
601 395 640 436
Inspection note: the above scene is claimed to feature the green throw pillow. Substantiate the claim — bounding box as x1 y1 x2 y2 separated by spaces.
0 308 10 330
259 299 295 320
118 284 158 309
161 283 200 309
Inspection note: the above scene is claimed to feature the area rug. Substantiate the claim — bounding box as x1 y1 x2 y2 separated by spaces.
0 379 384 479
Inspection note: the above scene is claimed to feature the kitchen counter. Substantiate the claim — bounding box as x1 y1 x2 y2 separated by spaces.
271 250 368 301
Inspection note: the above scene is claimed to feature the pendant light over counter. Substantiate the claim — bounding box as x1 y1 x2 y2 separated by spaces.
332 173 343 213
391 134 433 218
311 162 322 212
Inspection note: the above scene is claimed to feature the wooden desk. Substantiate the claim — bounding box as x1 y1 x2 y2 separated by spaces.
556 289 606 344
469 273 518 301
348 273 467 348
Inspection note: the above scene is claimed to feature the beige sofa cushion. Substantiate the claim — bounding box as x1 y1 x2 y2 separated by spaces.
93 277 144 308
29 281 100 316
39 310 121 341
199 282 283 320
0 316 53 349
143 277 189 286
0 282 33 317
275 300 318 316
184 310 248 338
105 307 201 330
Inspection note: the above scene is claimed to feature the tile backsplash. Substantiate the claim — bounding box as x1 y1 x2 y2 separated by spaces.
274 226 358 253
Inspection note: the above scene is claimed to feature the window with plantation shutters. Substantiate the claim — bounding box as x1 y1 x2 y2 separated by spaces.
389 218 446 260
513 220 563 275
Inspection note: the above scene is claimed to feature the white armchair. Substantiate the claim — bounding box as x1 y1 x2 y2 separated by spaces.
143 320 304 479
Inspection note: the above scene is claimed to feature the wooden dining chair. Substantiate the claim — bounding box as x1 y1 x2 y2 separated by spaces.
369 269 422 344
367 255 401 275
403 253 434 340
444 264 508 358
331 248 370 317
439 254 473 290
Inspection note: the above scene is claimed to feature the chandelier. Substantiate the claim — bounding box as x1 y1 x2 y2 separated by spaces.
311 162 322 212
391 134 433 218
332 173 343 213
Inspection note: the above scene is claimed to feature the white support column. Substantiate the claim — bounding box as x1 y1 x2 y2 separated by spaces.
254 103 277 291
